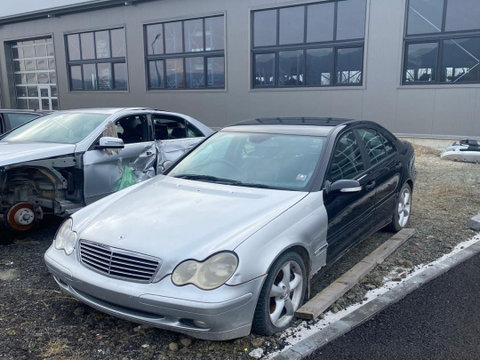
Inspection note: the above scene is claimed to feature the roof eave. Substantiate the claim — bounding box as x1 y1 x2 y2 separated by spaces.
0 0 155 26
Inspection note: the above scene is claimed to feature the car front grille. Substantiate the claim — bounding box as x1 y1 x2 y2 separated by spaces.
79 240 160 282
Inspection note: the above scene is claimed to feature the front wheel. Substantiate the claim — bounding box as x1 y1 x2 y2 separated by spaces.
252 251 306 336
387 183 412 232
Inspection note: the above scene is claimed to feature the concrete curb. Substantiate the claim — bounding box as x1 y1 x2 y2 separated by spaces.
468 213 480 231
271 238 480 360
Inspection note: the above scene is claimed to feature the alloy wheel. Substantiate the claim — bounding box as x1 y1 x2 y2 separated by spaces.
268 260 304 328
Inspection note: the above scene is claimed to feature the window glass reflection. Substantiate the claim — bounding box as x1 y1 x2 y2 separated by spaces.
279 6 304 45
254 53 275 86
407 0 443 34
306 48 333 86
405 42 438 82
442 38 480 83
279 50 305 86
254 10 277 47
336 47 363 84
336 0 367 40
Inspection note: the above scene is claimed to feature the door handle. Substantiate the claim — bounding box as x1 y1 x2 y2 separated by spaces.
146 151 154 156
394 162 402 171
365 180 376 191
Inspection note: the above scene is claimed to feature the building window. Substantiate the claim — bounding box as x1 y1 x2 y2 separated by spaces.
11 37 58 110
145 15 225 90
252 0 366 88
403 0 480 84
66 27 127 91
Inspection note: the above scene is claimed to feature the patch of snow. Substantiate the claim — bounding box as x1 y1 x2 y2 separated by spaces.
265 233 480 359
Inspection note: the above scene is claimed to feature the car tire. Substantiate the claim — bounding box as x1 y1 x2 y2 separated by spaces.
252 251 307 336
386 183 412 232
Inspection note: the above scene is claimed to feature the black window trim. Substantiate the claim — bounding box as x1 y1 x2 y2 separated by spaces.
402 0 480 85
65 27 128 92
144 14 225 91
354 127 397 169
251 0 367 89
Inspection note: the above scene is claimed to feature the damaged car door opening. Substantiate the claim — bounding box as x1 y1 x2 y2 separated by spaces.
0 108 213 231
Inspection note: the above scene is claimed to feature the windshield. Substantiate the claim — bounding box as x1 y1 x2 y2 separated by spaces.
2 112 108 144
169 131 325 191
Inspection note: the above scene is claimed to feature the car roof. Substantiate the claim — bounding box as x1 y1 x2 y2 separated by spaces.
223 117 353 136
0 109 48 114
56 107 153 115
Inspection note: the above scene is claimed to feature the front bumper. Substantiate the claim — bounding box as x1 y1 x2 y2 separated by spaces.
44 245 265 340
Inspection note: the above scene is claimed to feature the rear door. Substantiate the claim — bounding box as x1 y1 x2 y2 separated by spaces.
83 113 157 204
357 128 401 227
323 130 376 262
152 113 206 172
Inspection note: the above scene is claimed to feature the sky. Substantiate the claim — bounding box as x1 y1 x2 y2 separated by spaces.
0 0 91 17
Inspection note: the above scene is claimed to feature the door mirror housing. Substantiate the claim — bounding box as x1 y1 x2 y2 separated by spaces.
96 137 125 150
162 160 173 171
326 179 362 194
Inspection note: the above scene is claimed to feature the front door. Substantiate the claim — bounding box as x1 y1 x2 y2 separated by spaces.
323 130 376 262
83 114 157 204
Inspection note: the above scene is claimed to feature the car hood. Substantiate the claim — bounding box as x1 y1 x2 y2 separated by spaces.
73 175 307 276
0 141 76 166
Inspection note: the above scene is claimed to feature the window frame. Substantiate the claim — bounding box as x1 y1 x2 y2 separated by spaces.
356 128 396 167
251 0 367 89
402 0 480 85
144 14 226 91
65 27 128 92
326 129 367 183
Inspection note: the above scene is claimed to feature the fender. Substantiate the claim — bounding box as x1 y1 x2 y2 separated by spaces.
227 191 328 286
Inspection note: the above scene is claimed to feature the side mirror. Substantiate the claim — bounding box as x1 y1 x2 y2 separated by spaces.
96 136 124 150
162 160 173 171
326 179 362 194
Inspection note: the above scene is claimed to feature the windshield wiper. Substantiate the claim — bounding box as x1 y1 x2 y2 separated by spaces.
231 182 281 190
174 174 282 189
174 174 242 185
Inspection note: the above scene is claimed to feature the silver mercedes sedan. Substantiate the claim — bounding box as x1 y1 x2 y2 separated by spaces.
44 118 415 340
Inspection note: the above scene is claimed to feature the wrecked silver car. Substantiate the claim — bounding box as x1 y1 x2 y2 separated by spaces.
0 108 213 231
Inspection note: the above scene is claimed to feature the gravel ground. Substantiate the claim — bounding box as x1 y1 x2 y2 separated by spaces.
1 143 479 360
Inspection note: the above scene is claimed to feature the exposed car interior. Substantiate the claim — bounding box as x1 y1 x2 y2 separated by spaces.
153 115 203 140
116 115 149 144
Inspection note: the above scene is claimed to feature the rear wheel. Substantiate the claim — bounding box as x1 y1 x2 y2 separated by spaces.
252 251 306 336
387 183 412 232
5 203 36 232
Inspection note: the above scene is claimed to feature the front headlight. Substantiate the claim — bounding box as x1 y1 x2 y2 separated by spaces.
54 218 78 255
172 252 238 290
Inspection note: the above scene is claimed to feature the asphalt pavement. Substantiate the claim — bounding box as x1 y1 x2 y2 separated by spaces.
306 250 480 360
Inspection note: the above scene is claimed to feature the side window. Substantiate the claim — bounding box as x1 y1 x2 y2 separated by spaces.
358 128 394 165
6 113 39 129
186 122 204 137
115 115 149 144
327 131 365 182
152 115 193 140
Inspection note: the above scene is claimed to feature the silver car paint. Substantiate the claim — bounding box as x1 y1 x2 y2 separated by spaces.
45 247 263 340
83 142 157 204
66 175 309 276
44 173 329 340
0 142 76 166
